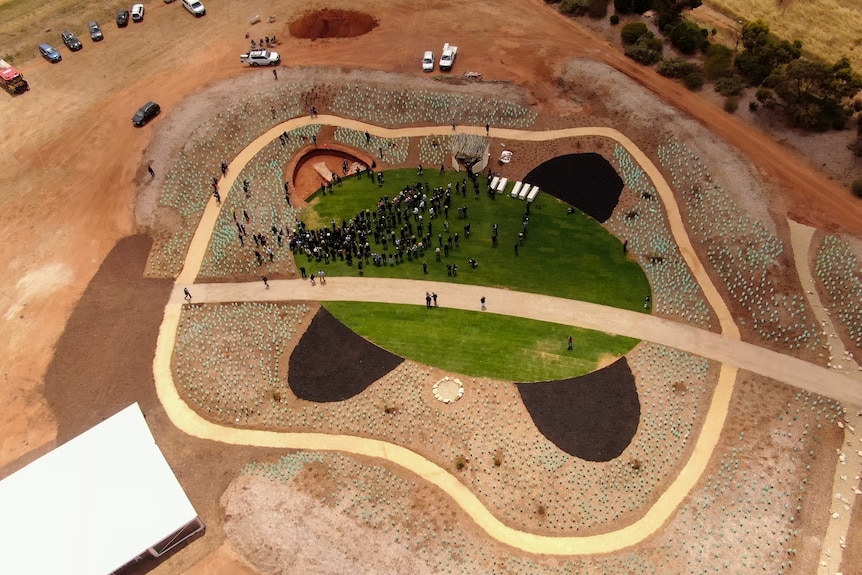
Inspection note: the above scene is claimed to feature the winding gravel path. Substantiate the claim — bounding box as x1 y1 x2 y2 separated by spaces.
152 117 859 555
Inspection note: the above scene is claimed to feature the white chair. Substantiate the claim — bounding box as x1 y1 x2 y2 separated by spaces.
510 181 522 198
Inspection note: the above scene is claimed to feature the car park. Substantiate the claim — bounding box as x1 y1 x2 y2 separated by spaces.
239 50 280 66
39 43 62 63
61 30 83 51
117 10 130 27
132 101 160 126
89 21 104 41
131 4 145 22
182 0 206 16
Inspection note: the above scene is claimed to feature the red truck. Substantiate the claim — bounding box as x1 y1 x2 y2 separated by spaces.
0 59 29 94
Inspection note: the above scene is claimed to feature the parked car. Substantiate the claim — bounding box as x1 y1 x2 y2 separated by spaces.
117 10 130 27
422 50 434 72
89 21 104 41
132 101 160 126
61 30 83 51
39 43 62 63
182 0 206 16
240 50 280 66
131 4 145 22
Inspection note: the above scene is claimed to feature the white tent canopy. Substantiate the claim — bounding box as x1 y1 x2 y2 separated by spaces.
0 403 203 575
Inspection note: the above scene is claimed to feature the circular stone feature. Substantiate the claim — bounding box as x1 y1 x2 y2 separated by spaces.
432 377 464 404
524 153 624 223
289 9 378 39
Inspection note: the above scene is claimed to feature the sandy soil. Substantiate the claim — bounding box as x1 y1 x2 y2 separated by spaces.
1 0 861 573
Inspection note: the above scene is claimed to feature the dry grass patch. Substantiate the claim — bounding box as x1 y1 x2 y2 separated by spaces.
706 0 862 70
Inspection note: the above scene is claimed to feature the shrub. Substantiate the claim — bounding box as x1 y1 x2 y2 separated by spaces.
614 0 650 13
610 14 620 25
560 0 590 16
588 0 608 18
683 71 704 90
724 96 739 113
657 57 700 79
625 36 663 65
669 20 706 54
621 21 650 44
631 458 642 470
749 100 759 111
714 76 743 97
646 36 664 52
852 179 862 198
454 455 466 470
703 43 733 79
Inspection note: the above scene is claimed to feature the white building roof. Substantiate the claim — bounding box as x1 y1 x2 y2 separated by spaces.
0 403 199 575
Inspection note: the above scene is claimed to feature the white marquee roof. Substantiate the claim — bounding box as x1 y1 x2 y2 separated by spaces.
0 403 199 575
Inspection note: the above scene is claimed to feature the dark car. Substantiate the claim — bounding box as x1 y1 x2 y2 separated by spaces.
61 30 83 51
38 43 62 63
117 10 130 27
89 21 104 41
132 101 160 126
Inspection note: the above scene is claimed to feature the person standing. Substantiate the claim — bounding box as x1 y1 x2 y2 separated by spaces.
262 276 269 289
183 288 192 300
147 165 155 178
567 336 573 350
432 292 438 307
272 68 278 80
426 292 432 308
299 266 307 279
480 296 486 310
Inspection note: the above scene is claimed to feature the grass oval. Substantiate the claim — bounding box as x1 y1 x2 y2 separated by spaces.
323 302 638 381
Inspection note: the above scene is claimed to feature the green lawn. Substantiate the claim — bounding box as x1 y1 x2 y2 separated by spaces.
301 168 650 312
323 302 638 381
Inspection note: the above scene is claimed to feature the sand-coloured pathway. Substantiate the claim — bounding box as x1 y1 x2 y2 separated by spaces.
153 117 854 554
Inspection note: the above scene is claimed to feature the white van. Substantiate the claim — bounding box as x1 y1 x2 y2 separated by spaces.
182 0 206 16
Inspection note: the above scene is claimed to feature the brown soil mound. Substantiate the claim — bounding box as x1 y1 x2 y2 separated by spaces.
289 9 378 39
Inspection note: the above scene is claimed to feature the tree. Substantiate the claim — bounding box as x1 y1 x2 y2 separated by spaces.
683 71 704 90
757 57 862 131
614 0 651 14
669 20 706 54
559 0 590 16
852 179 862 198
657 57 701 79
621 21 650 44
714 76 743 97
588 0 609 18
703 43 733 79
625 35 663 65
735 21 802 86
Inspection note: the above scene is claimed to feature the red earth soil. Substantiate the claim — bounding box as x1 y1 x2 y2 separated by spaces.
289 9 378 40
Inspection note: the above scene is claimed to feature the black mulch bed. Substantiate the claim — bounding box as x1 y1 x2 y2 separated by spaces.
289 307 404 402
524 153 623 223
516 357 640 462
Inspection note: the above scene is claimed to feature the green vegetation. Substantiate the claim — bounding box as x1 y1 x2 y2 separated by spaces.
621 21 651 44
657 57 701 79
703 44 734 79
625 35 663 65
303 168 651 312
323 302 639 381
668 20 706 54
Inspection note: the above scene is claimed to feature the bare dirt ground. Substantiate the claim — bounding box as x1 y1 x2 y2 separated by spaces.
1 0 861 573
